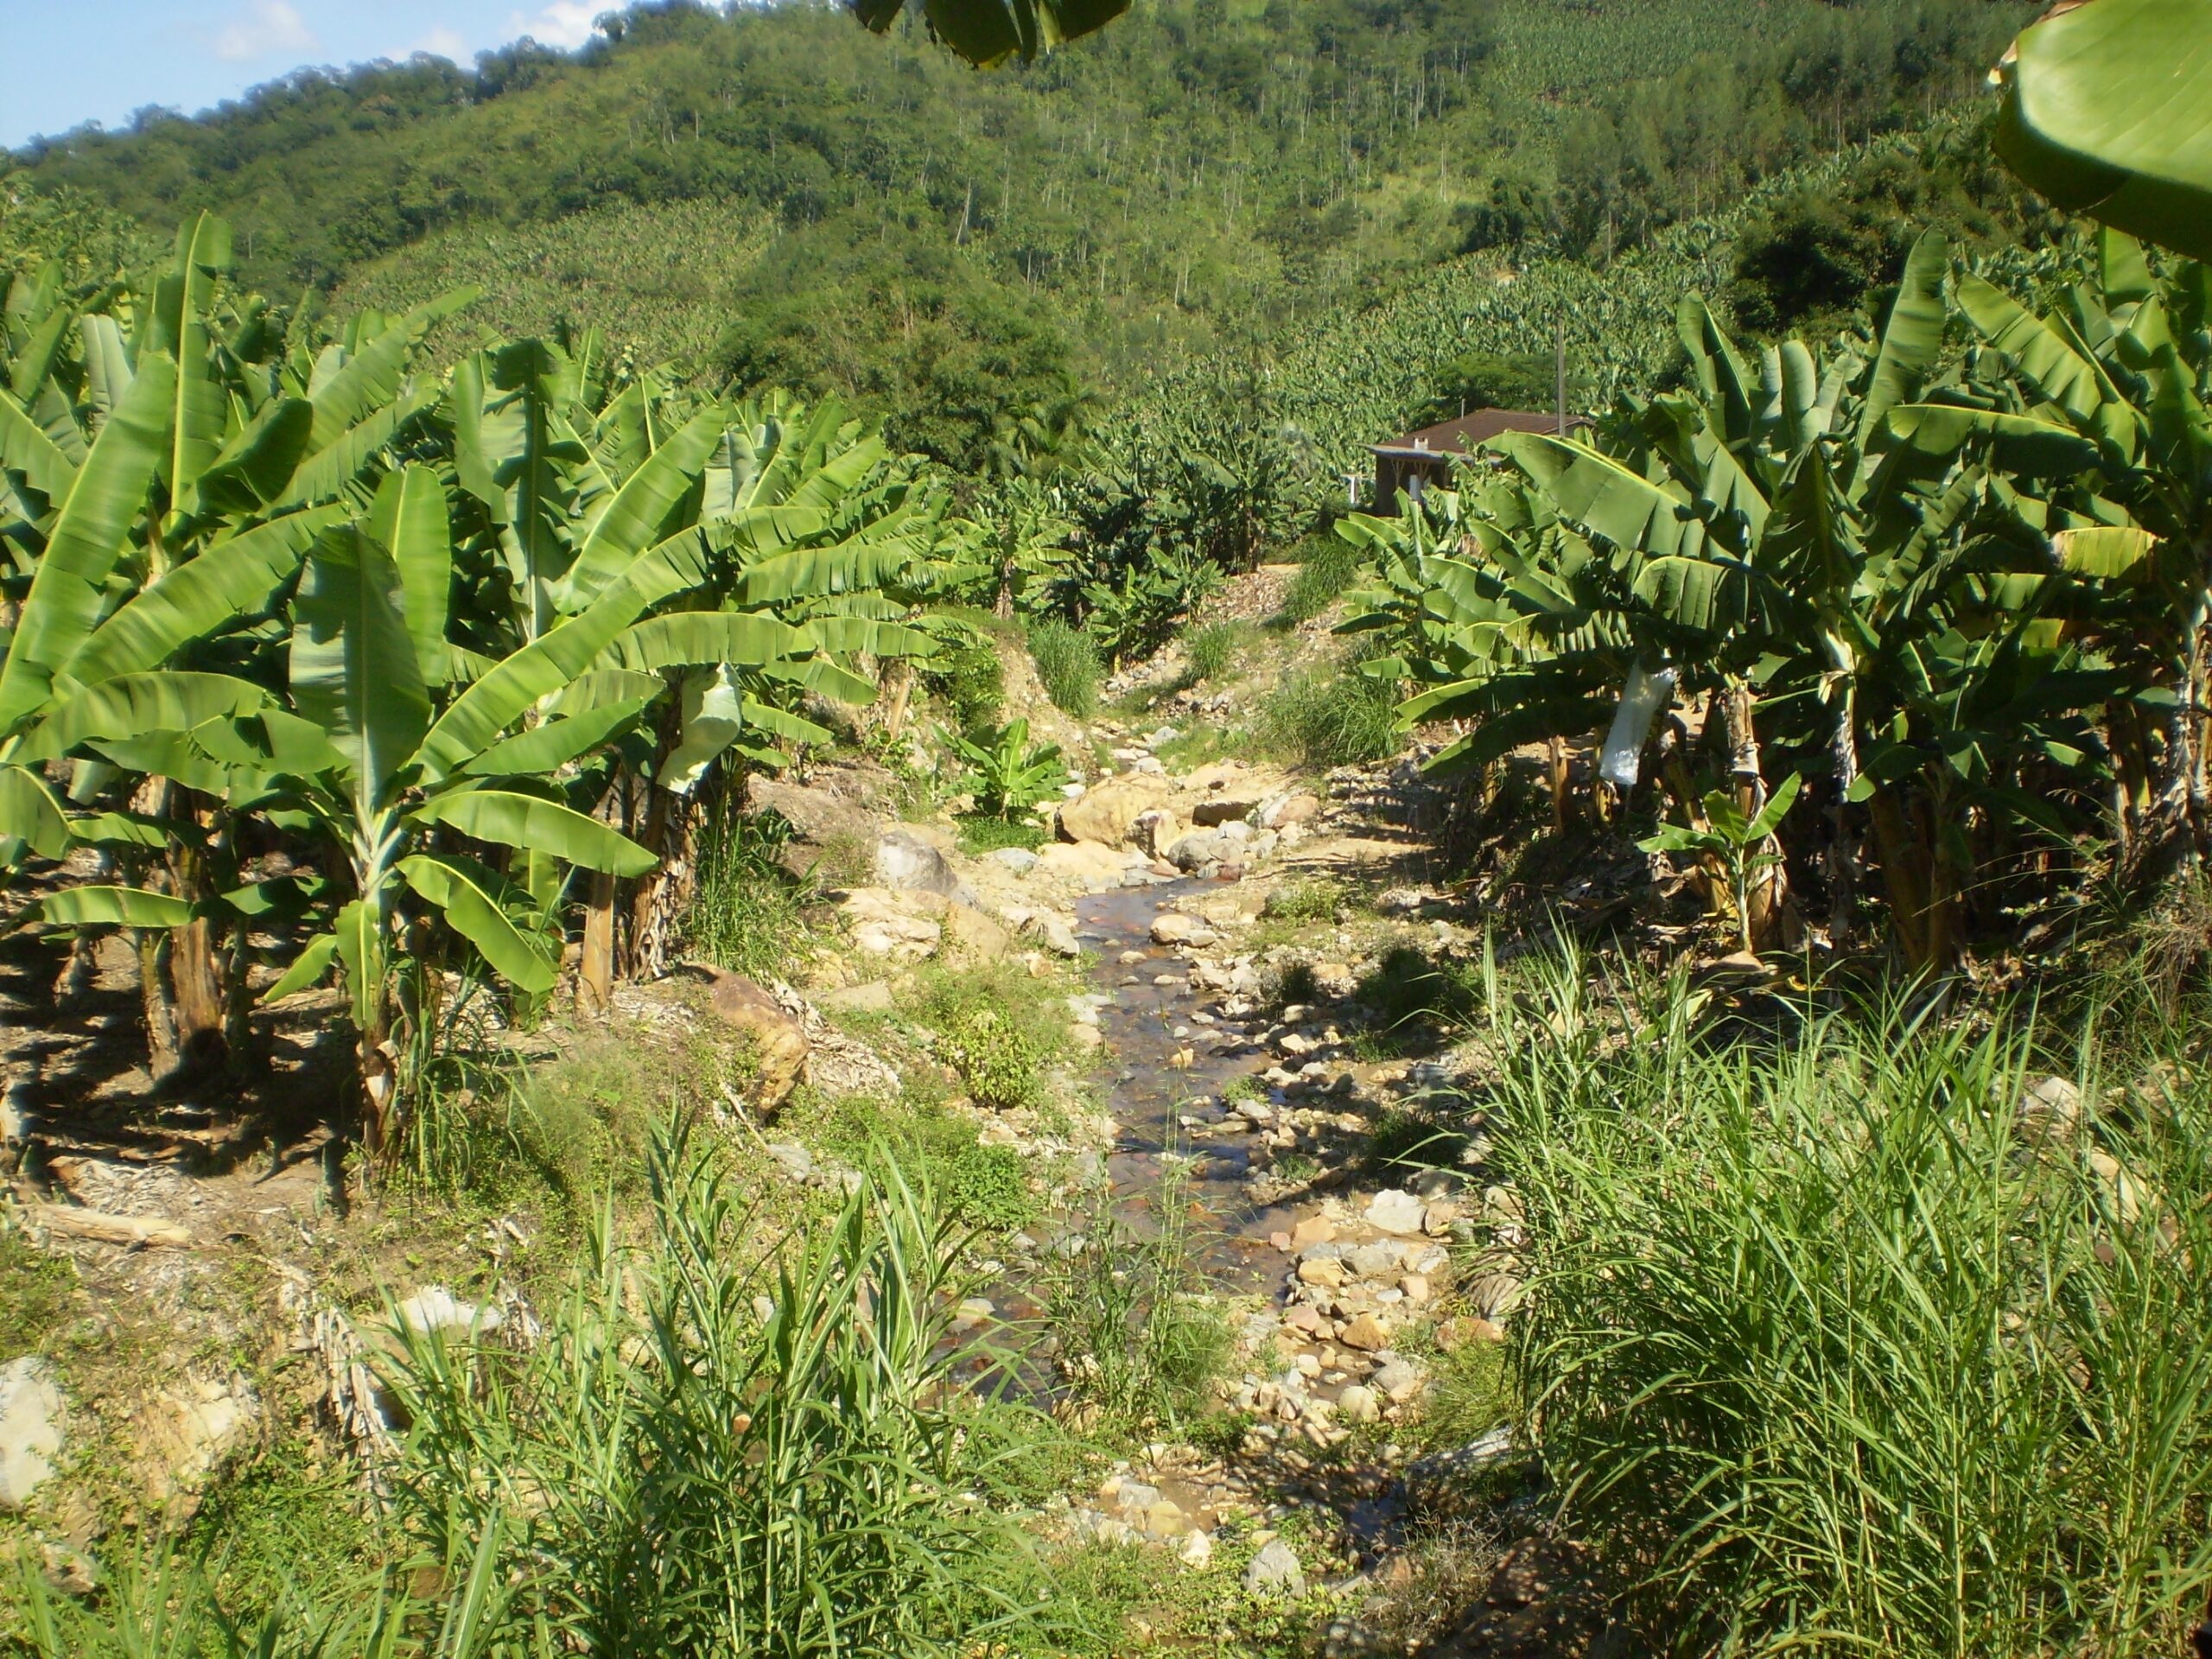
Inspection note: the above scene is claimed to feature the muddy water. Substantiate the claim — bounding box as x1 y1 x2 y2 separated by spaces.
1072 880 1303 1295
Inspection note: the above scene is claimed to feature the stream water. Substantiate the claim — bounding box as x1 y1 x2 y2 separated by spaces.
1072 878 1303 1293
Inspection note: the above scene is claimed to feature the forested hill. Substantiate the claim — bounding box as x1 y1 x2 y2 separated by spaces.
3 0 2031 469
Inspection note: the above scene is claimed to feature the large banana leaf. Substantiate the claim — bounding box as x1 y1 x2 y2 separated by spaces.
0 388 78 505
19 671 271 765
397 853 557 994
366 465 452 683
1854 231 1949 460
609 611 807 671
289 526 431 810
0 354 175 734
19 885 194 928
61 508 338 685
304 289 475 456
150 213 232 524
197 398 314 517
411 787 655 876
1996 0 2212 261
461 699 652 778
0 765 68 858
556 407 726 609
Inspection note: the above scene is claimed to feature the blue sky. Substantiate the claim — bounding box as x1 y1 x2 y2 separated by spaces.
4 1 611 151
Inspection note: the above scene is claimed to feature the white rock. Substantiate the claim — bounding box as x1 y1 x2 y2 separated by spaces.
1336 1383 1382 1423
1179 1529 1215 1568
990 847 1039 874
0 1357 64 1513
1372 1359 1425 1403
1150 912 1207 945
1244 1536 1306 1596
1364 1189 1427 1236
395 1286 503 1337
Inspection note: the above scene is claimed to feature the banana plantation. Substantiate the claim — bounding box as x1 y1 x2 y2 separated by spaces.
0 213 976 1157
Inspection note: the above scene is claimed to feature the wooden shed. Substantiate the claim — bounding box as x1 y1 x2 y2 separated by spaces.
1363 409 1589 512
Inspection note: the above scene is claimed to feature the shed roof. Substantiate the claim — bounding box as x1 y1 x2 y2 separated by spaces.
1370 408 1587 457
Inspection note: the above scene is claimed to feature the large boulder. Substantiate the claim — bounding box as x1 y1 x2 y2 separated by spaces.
702 967 810 1113
0 1357 64 1513
1058 776 1175 847
744 769 889 880
837 889 1013 965
874 830 968 901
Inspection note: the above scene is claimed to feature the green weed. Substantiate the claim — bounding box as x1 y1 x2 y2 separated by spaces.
1027 619 1102 719
1262 646 1400 770
1276 538 1363 626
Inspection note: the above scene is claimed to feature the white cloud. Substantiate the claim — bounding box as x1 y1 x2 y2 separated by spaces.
213 0 318 62
507 3 601 48
413 24 473 60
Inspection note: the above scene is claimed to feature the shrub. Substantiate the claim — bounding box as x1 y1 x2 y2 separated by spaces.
934 1004 1043 1111
1482 944 2212 1657
1026 618 1101 718
919 626 1005 737
943 717 1068 820
956 814 1046 855
1262 646 1400 769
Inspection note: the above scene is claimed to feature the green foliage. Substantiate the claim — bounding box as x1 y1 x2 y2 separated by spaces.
806 1093 1039 1232
918 626 1005 737
1637 774 1802 954
1025 618 1101 717
385 1125 1065 1654
1081 549 1222 668
1262 645 1402 769
684 798 823 982
1489 947 2212 1656
932 1002 1045 1111
955 813 1047 855
1278 537 1363 625
0 1226 77 1352
1262 877 1344 925
943 716 1069 820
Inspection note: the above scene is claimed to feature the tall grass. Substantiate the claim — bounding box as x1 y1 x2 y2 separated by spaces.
1277 538 1362 625
1046 1156 1230 1431
1026 618 1101 718
683 790 819 981
381 1125 1063 1656
1474 941 2212 1656
1262 643 1400 770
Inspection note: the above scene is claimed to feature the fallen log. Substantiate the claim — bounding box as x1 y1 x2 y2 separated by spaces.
29 1204 194 1249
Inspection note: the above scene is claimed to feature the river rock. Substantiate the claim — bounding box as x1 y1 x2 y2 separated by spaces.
1245 1537 1306 1597
989 845 1039 875
702 967 810 1112
1336 1383 1382 1423
0 1358 64 1512
874 830 963 899
143 1376 258 1511
1129 809 1183 859
840 889 944 960
1256 791 1322 830
1290 1216 1337 1249
1372 1358 1425 1403
2018 1074 2083 1138
1298 1257 1348 1289
1364 1189 1427 1236
1058 776 1174 846
1340 1313 1390 1352
1179 1529 1215 1567
1347 1243 1402 1280
1150 912 1210 946
1166 831 1225 872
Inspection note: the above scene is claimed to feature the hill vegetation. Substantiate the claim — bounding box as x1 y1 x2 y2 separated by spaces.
5 0 2032 467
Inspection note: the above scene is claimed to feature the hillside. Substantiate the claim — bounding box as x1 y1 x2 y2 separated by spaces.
3 0 2028 467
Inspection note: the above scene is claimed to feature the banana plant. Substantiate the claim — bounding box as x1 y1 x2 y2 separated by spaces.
2 212 471 1072
1994 0 2212 264
1639 772 1803 956
942 717 1069 819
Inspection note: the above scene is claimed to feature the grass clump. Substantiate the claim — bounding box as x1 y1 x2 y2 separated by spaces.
386 1125 1064 1655
1276 537 1363 625
934 1004 1043 1111
683 796 823 982
1262 645 1400 770
1182 620 1244 683
1263 876 1344 924
1484 943 2212 1657
1045 1159 1230 1431
1026 618 1101 719
804 1092 1041 1233
956 813 1047 855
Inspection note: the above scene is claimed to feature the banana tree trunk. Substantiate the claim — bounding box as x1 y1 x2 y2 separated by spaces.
1827 685 1860 945
579 867 617 1012
1721 682 1789 947
626 783 700 982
